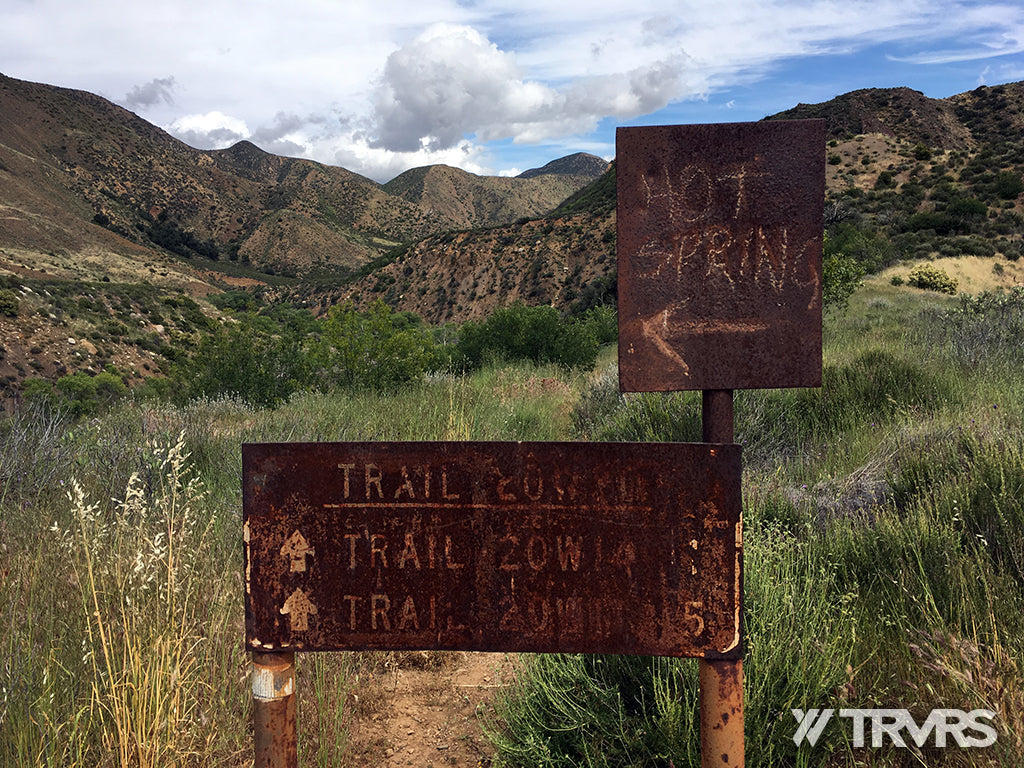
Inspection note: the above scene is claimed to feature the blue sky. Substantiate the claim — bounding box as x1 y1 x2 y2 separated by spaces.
2 1 1022 182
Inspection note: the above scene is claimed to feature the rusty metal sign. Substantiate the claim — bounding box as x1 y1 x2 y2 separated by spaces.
617 120 825 392
244 441 741 659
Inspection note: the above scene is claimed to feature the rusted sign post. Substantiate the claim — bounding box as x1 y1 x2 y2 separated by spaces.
246 441 741 655
243 119 823 768
617 119 825 768
617 120 825 392
245 442 742 767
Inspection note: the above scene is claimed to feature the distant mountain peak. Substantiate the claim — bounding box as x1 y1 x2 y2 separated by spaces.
517 153 609 179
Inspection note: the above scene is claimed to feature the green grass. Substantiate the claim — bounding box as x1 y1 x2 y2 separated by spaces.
2 283 1023 766
0 359 587 767
492 283 1024 767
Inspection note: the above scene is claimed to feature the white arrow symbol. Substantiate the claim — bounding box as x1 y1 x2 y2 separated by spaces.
280 588 318 632
280 530 315 573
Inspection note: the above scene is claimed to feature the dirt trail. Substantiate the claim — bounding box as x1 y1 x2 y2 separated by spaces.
348 651 512 767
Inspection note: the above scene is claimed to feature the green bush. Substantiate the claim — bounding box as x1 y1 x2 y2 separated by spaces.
314 300 440 391
995 169 1024 200
907 263 959 294
22 370 128 417
822 252 864 310
579 305 618 346
55 370 128 417
825 221 894 273
0 288 19 317
173 322 311 407
455 302 600 371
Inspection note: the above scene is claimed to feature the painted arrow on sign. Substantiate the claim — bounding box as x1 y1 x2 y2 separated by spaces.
280 588 317 632
280 530 315 573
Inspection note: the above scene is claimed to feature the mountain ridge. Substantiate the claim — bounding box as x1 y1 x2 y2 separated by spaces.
327 81 1024 324
1 73 1023 405
0 72 606 285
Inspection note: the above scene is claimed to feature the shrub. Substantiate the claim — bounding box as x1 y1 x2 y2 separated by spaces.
314 300 439 391
826 221 894 273
174 322 311 407
21 377 56 407
904 211 957 236
0 288 19 317
455 302 600 371
946 196 987 221
55 370 128 417
822 251 864 310
995 170 1024 200
579 305 618 345
907 263 959 294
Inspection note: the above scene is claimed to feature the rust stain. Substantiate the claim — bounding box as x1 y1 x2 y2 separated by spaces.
243 441 742 658
617 120 825 393
700 658 745 768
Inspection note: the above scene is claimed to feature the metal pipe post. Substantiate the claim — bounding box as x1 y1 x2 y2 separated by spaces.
700 389 744 768
253 651 297 768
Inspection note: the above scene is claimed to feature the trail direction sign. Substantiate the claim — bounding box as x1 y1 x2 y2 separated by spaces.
244 440 742 659
248 120 825 768
617 120 825 392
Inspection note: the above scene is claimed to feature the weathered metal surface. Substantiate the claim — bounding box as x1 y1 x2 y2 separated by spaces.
700 658 745 768
252 652 297 768
617 120 825 392
244 441 742 658
699 393 744 767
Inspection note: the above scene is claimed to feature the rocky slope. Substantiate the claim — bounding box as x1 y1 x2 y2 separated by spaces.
330 82 1024 324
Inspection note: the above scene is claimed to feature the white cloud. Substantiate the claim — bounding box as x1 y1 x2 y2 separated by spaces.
370 24 546 152
168 111 249 150
327 133 495 183
368 23 697 153
3 0 1023 181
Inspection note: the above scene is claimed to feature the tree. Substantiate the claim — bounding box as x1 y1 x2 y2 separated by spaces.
174 323 309 407
315 301 439 391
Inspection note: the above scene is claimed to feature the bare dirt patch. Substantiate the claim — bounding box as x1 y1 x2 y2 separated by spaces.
345 651 512 767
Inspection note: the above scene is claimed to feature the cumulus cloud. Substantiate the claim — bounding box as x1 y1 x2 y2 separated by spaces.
329 133 494 183
32 0 1014 182
368 23 695 153
370 24 539 152
248 112 330 157
123 76 176 110
168 111 249 149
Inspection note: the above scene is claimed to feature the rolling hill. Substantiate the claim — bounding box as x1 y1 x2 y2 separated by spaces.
0 72 606 287
1 73 1023 404
327 82 1024 324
